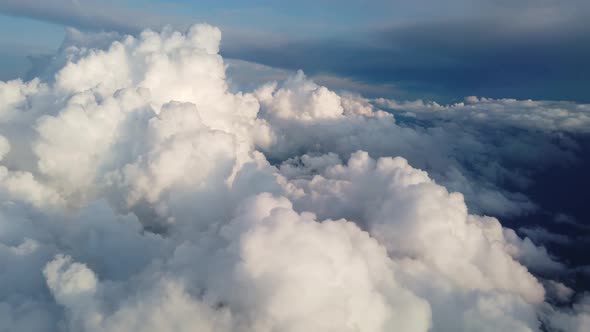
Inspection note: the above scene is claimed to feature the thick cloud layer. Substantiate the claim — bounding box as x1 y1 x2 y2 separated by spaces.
0 24 588 331
377 97 590 134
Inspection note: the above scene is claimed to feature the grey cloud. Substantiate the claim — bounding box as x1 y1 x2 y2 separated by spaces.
0 0 164 32
520 227 572 246
224 11 590 102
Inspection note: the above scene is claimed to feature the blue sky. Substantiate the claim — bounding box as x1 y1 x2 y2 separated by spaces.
1 0 589 101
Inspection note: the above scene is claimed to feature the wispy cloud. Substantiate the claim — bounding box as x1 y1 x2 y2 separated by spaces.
0 0 165 32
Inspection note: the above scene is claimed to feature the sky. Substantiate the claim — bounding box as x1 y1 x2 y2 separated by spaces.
1 1 590 331
1 0 589 101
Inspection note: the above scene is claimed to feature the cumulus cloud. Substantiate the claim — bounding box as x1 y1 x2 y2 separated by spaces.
255 74 586 218
542 293 590 332
0 23 587 331
376 97 590 133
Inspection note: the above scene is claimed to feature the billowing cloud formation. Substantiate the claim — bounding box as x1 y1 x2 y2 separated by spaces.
254 73 587 218
377 97 590 133
0 24 588 331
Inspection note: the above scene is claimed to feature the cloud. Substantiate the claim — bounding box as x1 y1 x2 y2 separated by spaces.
225 59 402 99
223 10 590 102
519 227 572 246
253 73 588 218
376 96 590 134
542 293 590 332
0 23 588 331
0 0 161 33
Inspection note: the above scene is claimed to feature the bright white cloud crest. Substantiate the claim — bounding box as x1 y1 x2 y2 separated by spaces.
0 24 588 331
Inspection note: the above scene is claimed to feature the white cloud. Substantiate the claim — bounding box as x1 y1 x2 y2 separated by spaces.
0 23 586 331
376 96 590 133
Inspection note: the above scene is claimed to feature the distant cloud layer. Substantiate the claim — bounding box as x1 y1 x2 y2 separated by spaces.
377 97 590 133
0 0 154 32
222 7 590 102
0 24 589 331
